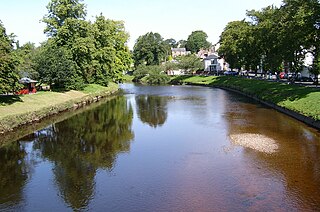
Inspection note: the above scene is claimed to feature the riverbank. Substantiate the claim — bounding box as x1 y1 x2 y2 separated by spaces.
0 83 119 134
171 75 320 129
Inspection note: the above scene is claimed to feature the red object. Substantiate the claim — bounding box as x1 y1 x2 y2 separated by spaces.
279 72 285 79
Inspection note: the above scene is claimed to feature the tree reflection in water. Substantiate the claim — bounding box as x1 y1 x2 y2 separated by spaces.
136 95 168 128
0 141 30 210
32 96 134 210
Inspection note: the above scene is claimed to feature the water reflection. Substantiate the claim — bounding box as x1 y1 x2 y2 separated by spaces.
0 141 30 210
136 95 168 128
0 84 320 211
31 96 133 210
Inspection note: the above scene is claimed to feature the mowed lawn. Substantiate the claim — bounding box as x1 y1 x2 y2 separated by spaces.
0 90 86 119
0 83 118 132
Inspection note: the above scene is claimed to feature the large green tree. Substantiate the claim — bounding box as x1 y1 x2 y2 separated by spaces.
186 30 211 53
177 54 204 74
33 41 83 90
15 42 38 79
42 0 87 37
133 32 167 66
0 21 20 94
40 0 132 87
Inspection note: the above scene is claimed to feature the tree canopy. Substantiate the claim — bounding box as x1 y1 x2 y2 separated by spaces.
218 0 320 76
133 32 168 67
0 21 21 94
39 0 132 89
186 30 211 53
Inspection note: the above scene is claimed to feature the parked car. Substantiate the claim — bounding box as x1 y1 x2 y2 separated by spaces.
224 71 239 76
295 76 314 82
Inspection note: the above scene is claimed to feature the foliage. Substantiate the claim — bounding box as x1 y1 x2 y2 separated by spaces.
133 64 149 81
219 0 320 75
186 30 211 53
39 0 132 89
145 65 170 85
0 21 21 94
14 42 39 79
133 64 169 84
164 61 179 71
33 41 84 90
177 39 187 48
133 32 168 67
176 54 204 74
164 38 178 48
42 0 87 36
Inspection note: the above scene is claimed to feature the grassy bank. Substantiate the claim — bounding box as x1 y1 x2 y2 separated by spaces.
0 83 119 133
171 75 320 121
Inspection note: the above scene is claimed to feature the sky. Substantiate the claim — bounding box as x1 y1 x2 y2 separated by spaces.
0 0 283 49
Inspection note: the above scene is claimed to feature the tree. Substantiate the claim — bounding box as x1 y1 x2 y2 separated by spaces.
133 32 167 66
33 41 83 90
247 6 284 72
186 30 211 53
177 54 204 74
42 0 86 37
92 14 132 83
0 21 20 94
41 0 132 87
164 38 178 48
15 42 38 79
177 39 187 48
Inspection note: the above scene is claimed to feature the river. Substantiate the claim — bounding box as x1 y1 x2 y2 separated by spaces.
0 83 320 211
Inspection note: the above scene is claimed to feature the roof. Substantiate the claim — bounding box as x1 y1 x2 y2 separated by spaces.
19 77 38 84
172 48 187 52
203 54 218 60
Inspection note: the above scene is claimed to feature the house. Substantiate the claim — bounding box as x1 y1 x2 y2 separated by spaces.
167 69 185 76
203 54 227 74
17 77 37 94
171 48 191 58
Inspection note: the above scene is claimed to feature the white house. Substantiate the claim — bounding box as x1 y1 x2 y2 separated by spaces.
167 69 185 76
203 54 227 74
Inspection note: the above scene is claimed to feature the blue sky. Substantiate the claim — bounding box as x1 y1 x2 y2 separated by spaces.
0 0 283 49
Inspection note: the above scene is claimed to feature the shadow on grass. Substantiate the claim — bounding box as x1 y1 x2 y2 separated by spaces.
0 95 23 106
170 75 194 85
208 76 319 104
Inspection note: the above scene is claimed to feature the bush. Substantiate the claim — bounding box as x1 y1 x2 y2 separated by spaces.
133 64 169 84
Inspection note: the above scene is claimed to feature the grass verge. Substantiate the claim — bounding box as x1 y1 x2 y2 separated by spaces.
171 75 320 121
0 83 119 133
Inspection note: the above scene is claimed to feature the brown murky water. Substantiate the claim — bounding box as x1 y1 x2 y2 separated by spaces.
0 83 319 211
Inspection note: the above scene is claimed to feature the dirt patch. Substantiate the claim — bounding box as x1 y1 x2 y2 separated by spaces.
230 133 278 154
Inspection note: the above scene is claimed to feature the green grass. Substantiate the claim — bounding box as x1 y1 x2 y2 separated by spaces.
171 75 320 121
0 83 119 133
122 74 135 82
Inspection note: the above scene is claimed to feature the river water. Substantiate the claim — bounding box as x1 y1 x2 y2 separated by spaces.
1 83 320 211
